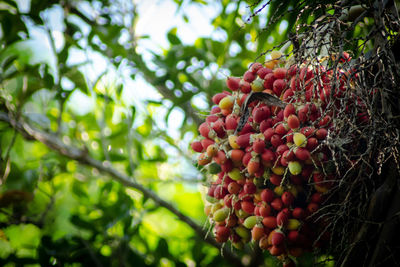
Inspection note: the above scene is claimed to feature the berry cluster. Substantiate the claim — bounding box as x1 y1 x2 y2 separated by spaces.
191 51 354 265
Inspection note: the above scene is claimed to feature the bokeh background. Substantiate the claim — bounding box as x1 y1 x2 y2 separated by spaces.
0 0 379 266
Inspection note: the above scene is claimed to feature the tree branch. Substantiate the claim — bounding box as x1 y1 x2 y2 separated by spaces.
0 111 242 265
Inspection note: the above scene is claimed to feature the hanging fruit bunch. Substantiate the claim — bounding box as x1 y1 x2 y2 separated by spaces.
191 50 359 265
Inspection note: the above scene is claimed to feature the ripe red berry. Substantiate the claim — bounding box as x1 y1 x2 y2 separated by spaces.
295 147 311 161
253 106 270 123
259 204 271 217
271 198 283 211
273 79 286 96
228 181 241 194
263 128 275 141
226 77 240 91
273 68 287 79
244 182 257 194
240 80 252 93
257 67 272 79
316 128 328 140
252 225 265 241
191 141 203 152
287 230 300 243
287 114 300 129
241 201 255 214
201 138 214 150
262 216 277 229
276 211 289 226
261 149 275 166
250 62 263 73
248 159 260 175
253 139 265 154
306 137 318 151
242 152 252 166
212 92 228 105
307 202 319 214
243 70 256 83
282 191 295 206
263 73 276 89
283 89 294 101
292 207 305 219
271 231 285 246
283 104 296 118
270 134 283 147
269 174 282 186
236 133 251 148
275 123 289 135
261 188 275 203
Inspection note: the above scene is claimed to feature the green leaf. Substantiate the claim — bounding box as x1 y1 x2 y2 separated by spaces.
167 27 181 45
64 67 89 94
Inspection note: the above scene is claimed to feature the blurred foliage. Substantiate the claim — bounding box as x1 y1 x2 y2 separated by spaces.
0 0 376 266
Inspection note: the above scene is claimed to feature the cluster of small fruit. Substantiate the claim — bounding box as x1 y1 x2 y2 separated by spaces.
191 51 350 266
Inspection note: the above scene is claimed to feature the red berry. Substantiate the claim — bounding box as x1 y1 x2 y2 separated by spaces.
261 149 275 165
275 123 288 135
225 114 238 130
263 73 276 89
276 211 289 226
248 159 260 175
252 225 265 241
199 122 211 138
295 147 311 161
269 245 283 256
228 182 241 194
201 138 214 150
273 79 286 96
311 192 324 203
242 152 252 166
212 92 228 105
270 174 282 186
283 104 295 119
307 202 319 214
226 77 240 91
214 185 228 199
236 133 251 148
257 67 272 79
244 70 256 83
288 65 298 77
240 80 252 93
260 118 273 133
230 149 244 163
210 106 221 114
273 68 287 79
262 216 277 229
287 114 300 129
241 201 255 214
287 230 299 243
244 182 257 194
271 231 285 246
316 128 328 140
283 89 294 101
191 141 203 152
292 207 305 219
263 128 275 141
281 191 294 206
306 137 318 151
261 189 275 203
253 139 265 154
259 204 271 217
253 106 270 123
271 198 283 211
251 62 263 73
270 134 283 147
